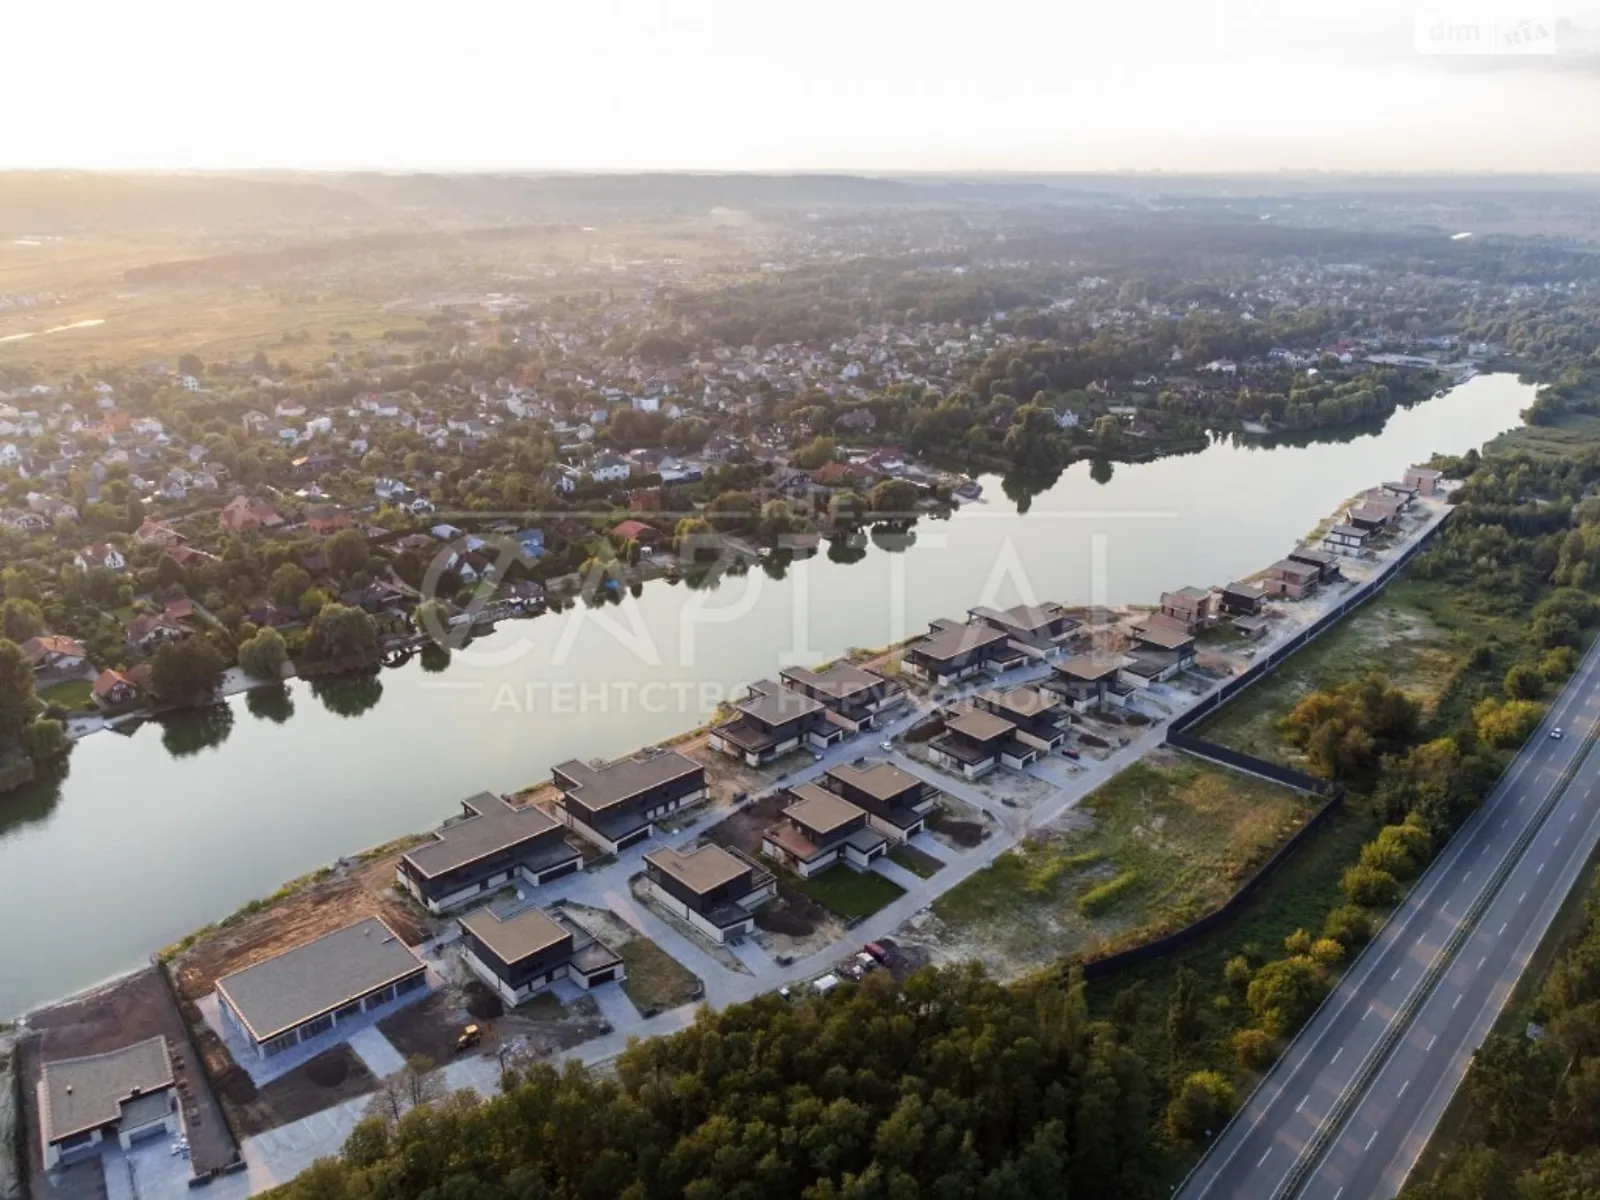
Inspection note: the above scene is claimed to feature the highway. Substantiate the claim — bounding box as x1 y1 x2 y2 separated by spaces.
1180 631 1600 1200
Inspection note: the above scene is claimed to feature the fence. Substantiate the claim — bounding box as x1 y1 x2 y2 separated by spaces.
1074 510 1454 981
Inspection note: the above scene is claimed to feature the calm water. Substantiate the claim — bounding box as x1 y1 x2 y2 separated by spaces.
0 374 1531 1016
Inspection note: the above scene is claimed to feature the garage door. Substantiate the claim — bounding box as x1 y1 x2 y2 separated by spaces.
586 969 616 986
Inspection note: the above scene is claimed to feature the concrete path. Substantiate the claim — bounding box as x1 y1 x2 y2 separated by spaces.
728 935 777 977
869 857 923 892
347 1027 406 1079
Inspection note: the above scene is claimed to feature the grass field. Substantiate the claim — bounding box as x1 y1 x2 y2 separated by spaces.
38 678 93 710
1198 577 1529 766
794 866 906 919
923 751 1319 981
1486 411 1600 459
617 938 702 1017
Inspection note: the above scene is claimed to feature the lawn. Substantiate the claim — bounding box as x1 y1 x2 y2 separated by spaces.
888 843 944 879
1198 577 1530 766
926 751 1319 981
793 865 906 919
616 938 703 1017
1486 411 1600 460
38 678 93 710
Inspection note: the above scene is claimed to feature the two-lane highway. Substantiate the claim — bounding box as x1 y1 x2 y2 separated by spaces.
1181 630 1600 1200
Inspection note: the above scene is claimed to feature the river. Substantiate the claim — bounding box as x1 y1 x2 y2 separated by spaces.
0 373 1532 1017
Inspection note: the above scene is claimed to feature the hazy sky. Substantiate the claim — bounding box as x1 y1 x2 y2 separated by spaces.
10 0 1600 172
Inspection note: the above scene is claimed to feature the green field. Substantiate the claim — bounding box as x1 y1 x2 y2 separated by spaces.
38 678 94 710
793 866 906 919
1198 577 1530 766
1486 411 1600 459
928 752 1319 979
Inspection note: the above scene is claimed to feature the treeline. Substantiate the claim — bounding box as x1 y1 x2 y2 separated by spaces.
282 967 1161 1200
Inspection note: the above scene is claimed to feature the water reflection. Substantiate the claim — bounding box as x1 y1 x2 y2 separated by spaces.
245 684 295 723
310 671 384 719
159 704 235 758
0 760 68 839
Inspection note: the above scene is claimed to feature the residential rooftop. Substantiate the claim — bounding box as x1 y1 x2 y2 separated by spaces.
644 843 751 896
404 793 562 878
460 905 570 964
1132 623 1195 651
910 617 1008 663
552 749 702 813
780 661 896 700
1057 654 1126 682
215 916 425 1042
826 759 928 804
976 685 1062 721
42 1036 173 1144
784 783 864 837
967 601 1077 636
944 705 1017 743
738 681 826 726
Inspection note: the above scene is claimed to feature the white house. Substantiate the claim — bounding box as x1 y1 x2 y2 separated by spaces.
75 543 127 572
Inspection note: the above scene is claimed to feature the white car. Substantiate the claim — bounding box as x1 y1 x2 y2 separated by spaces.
880 741 894 752
1551 728 1565 740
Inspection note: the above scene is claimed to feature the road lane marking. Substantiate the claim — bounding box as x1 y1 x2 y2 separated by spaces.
1367 1129 1379 1150
1479 956 1488 969
1398 1079 1410 1098
1556 835 1564 847
1391 967 1401 980
1519 891 1527 904
1573 812 1579 823
1464 871 1472 882
1539 863 1546 874
1296 1094 1308 1113
1332 1047 1343 1064
1258 1148 1272 1168
1334 1188 1344 1200
1428 1035 1437 1050
1453 995 1462 1009
1500 923 1508 935
1364 1005 1373 1021
1502 819 1509 829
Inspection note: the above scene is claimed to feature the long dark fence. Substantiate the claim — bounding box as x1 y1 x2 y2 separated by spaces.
1076 509 1453 982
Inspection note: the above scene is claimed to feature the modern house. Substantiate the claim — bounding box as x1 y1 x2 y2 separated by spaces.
1048 655 1132 713
902 618 1018 686
1264 559 1322 599
641 843 776 942
1157 587 1213 632
966 602 1082 655
1129 624 1196 670
709 681 844 766
1346 500 1399 533
550 750 708 853
1287 546 1342 583
215 917 428 1059
760 783 888 877
1402 466 1443 496
1322 522 1372 556
970 686 1067 751
1217 581 1266 617
778 661 907 731
40 1037 179 1169
928 705 1038 779
821 760 938 840
1378 481 1419 505
458 905 624 1006
396 793 582 914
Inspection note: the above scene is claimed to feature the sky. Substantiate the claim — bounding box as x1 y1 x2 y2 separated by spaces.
8 0 1600 173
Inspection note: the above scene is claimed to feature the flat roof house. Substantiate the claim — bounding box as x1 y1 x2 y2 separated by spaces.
902 618 1018 686
1157 586 1213 633
1346 501 1398 532
1217 581 1266 617
966 601 1082 656
551 749 708 854
1403 466 1443 496
397 793 582 914
215 916 427 1059
710 681 844 767
1264 558 1321 600
779 662 907 731
1047 654 1132 713
929 705 1039 779
822 760 938 839
1322 522 1372 557
1287 546 1341 582
761 783 888 877
459 905 624 1007
40 1037 179 1169
641 843 776 943
1378 481 1419 504
970 686 1067 751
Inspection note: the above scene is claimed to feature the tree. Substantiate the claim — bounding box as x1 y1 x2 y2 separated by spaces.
0 598 44 643
1167 965 1201 1048
1341 863 1401 907
1232 1028 1277 1070
1505 662 1545 701
792 436 837 470
177 353 204 377
307 603 378 662
238 627 288 680
1247 957 1325 1035
870 478 921 516
1463 1032 1560 1144
1323 905 1373 947
402 1054 442 1109
1473 697 1544 749
325 529 370 575
269 563 312 607
829 489 868 525
149 638 225 702
1166 1070 1236 1143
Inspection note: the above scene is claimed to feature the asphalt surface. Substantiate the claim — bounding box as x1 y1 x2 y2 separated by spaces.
1181 631 1600 1200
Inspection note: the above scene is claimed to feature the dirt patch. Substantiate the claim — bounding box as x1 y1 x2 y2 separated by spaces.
229 1045 376 1137
17 968 238 1184
168 851 436 1005
560 903 703 1018
926 797 993 851
378 980 609 1067
753 885 847 962
702 792 788 856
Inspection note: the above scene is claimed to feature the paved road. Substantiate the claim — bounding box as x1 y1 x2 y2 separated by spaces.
1181 630 1600 1200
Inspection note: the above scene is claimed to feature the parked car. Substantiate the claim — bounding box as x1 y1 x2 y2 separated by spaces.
1062 748 1081 760
812 973 842 996
863 941 890 964
880 741 894 751
1552 728 1565 740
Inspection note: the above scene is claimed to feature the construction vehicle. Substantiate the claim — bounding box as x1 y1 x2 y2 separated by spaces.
455 1024 483 1053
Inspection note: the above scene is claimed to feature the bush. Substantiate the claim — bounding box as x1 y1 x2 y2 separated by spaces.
1247 957 1326 1035
1541 645 1579 681
1473 697 1545 750
1284 929 1313 957
1166 1070 1238 1143
1224 955 1253 994
1232 1028 1277 1070
1078 870 1140 917
1323 905 1373 947
1341 864 1402 907
1310 938 1346 965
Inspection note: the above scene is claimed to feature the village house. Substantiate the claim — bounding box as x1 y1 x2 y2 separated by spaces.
902 618 1019 686
929 705 1039 779
215 916 428 1059
710 680 845 766
820 760 938 840
1287 546 1342 584
966 601 1082 656
1402 465 1444 497
458 905 624 1007
1217 581 1266 617
777 661 906 732
123 611 188 654
21 634 87 674
550 750 708 853
1323 522 1372 556
39 1037 180 1169
396 792 583 914
640 842 776 943
1264 558 1322 599
761 783 889 877
1156 586 1213 633
73 543 126 572
219 495 284 535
